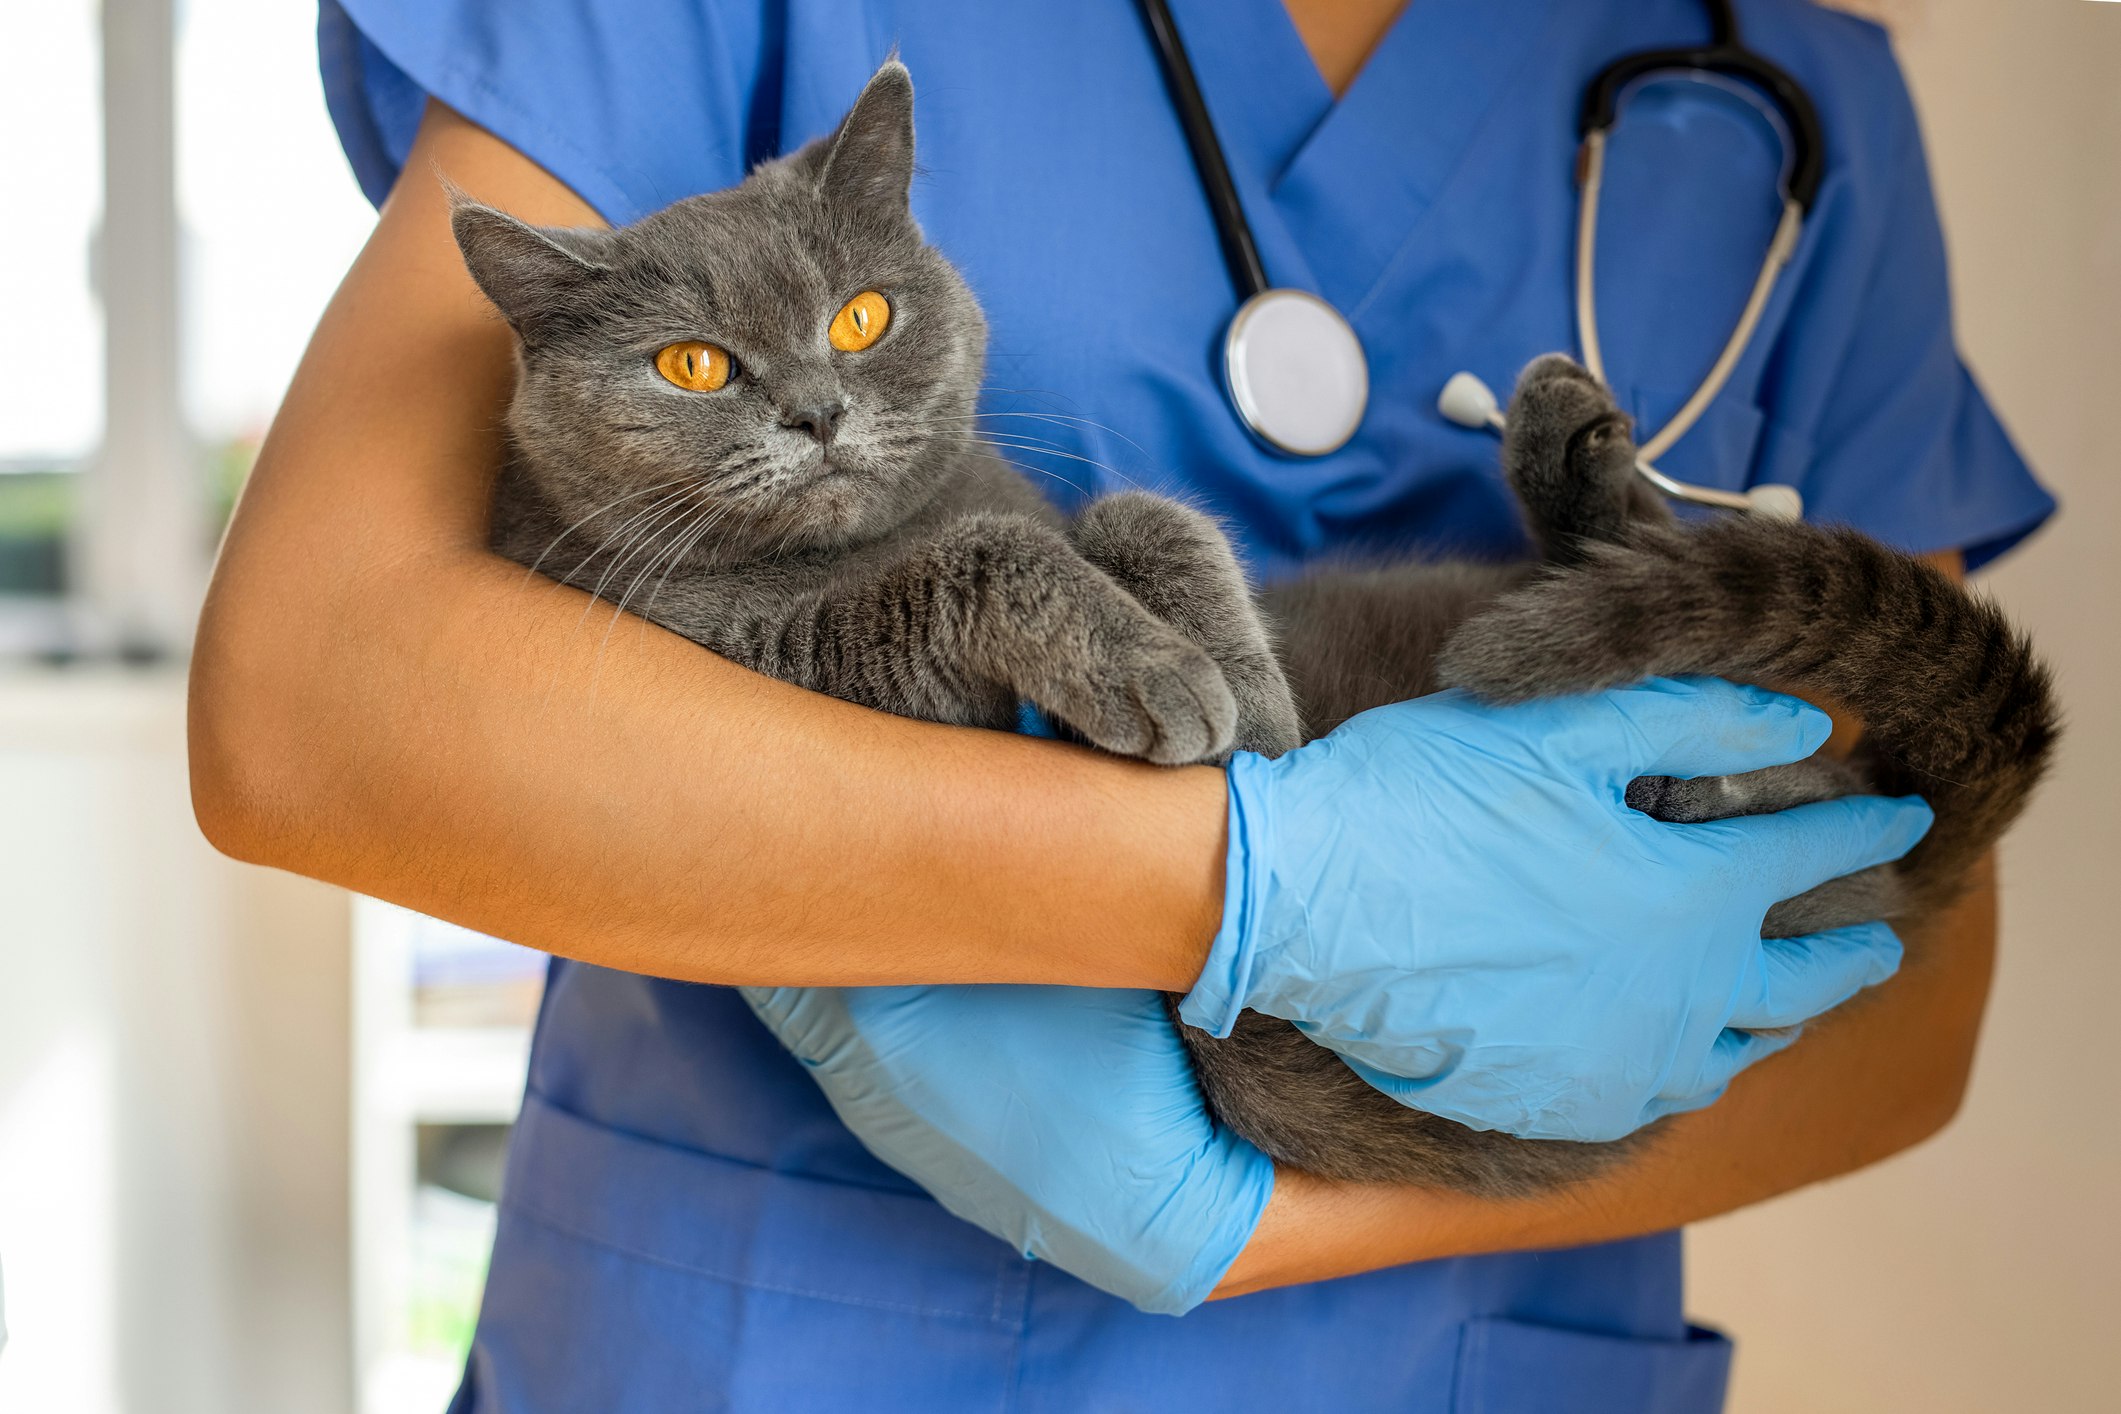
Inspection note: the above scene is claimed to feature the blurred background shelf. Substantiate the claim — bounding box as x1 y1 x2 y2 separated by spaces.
369 1029 534 1128
353 901 542 1414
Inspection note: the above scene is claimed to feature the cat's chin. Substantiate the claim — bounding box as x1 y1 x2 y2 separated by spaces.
769 474 891 548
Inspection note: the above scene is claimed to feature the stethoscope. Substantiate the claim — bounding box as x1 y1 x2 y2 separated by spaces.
1139 0 1815 518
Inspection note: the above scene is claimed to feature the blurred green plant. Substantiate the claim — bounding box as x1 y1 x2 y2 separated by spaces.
0 470 73 595
405 1183 497 1360
0 434 259 598
207 432 261 528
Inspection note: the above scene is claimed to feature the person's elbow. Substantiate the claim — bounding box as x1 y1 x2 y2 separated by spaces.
1864 945 1995 1166
1895 877 2000 1157
186 525 402 873
1891 1012 1983 1156
188 696 291 871
187 573 321 869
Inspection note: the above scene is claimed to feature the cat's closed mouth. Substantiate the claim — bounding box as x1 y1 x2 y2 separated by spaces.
802 453 855 482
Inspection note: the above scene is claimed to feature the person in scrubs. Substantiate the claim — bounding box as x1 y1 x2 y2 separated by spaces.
191 1 2053 1409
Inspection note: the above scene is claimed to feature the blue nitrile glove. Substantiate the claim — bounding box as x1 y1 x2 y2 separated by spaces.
745 698 1269 1319
741 982 1272 1316
1181 677 1932 1142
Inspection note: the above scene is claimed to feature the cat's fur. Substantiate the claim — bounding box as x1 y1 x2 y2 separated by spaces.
455 63 2055 1196
459 65 1293 769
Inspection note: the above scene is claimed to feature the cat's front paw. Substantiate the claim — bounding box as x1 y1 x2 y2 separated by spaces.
1045 623 1239 765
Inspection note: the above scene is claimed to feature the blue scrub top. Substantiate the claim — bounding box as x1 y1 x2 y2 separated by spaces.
321 2 2053 1410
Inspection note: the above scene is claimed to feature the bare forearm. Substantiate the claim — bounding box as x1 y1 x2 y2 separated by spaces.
189 102 1226 991
1215 858 1998 1296
194 548 1226 987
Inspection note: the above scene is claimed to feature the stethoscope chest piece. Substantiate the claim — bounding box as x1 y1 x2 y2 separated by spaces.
1224 288 1369 457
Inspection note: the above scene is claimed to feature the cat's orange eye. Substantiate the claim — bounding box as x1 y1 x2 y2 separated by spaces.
655 340 734 392
829 291 891 353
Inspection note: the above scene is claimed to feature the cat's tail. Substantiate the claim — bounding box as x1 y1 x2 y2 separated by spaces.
1435 515 2057 919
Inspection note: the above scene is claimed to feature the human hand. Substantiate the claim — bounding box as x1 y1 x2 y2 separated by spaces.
741 981 1272 1315
1182 677 1931 1141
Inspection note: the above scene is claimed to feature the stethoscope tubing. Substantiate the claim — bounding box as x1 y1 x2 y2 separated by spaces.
1575 127 1806 511
1138 0 1270 302
1138 0 1817 516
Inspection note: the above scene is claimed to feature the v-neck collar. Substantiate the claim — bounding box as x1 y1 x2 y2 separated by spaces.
1161 0 1332 187
1166 0 1563 316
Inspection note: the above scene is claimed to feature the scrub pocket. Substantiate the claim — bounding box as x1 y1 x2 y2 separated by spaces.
452 1091 1030 1414
1452 1317 1733 1414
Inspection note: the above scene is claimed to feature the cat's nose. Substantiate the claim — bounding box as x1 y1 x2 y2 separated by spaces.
782 400 846 445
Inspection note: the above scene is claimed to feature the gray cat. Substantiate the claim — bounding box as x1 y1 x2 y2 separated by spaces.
453 62 2054 1196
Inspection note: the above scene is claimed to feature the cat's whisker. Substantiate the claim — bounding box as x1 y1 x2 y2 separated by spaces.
912 429 1144 498
521 477 696 585
615 489 721 606
972 385 1106 420
533 485 710 716
592 491 743 661
967 410 1160 468
970 390 1161 465
912 435 1098 487
572 486 712 632
954 445 1097 498
583 481 708 564
591 493 726 691
559 481 703 591
641 497 741 619
615 495 719 620
905 420 1155 494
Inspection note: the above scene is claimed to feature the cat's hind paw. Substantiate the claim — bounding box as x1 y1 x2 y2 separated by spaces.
1502 355 1665 559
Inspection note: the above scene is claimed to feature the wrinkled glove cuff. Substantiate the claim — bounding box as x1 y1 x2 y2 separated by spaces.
1130 1135 1276 1315
1177 752 1273 1038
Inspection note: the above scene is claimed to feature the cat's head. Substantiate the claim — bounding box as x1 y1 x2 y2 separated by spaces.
451 61 986 558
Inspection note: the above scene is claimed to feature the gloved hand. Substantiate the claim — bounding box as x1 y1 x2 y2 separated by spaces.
1182 677 1931 1141
741 982 1272 1316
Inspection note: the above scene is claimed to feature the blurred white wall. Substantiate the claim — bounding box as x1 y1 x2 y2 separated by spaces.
1689 4 2121 1412
0 674 352 1414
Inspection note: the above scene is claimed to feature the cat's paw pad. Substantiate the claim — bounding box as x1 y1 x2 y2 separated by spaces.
1517 352 1603 391
1507 355 1625 439
1624 774 1730 824
1049 625 1238 765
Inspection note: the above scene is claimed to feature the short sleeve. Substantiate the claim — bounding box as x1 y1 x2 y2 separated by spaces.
1768 42 2055 571
318 0 779 226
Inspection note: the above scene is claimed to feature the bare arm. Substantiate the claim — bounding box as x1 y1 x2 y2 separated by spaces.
1218 551 1996 1295
189 101 1228 991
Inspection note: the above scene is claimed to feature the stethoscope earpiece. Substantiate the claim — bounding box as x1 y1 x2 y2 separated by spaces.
1740 483 1804 521
1437 371 1506 432
1436 371 1803 521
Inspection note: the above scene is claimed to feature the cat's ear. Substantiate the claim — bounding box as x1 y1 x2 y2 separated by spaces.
447 187 611 333
813 59 916 214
